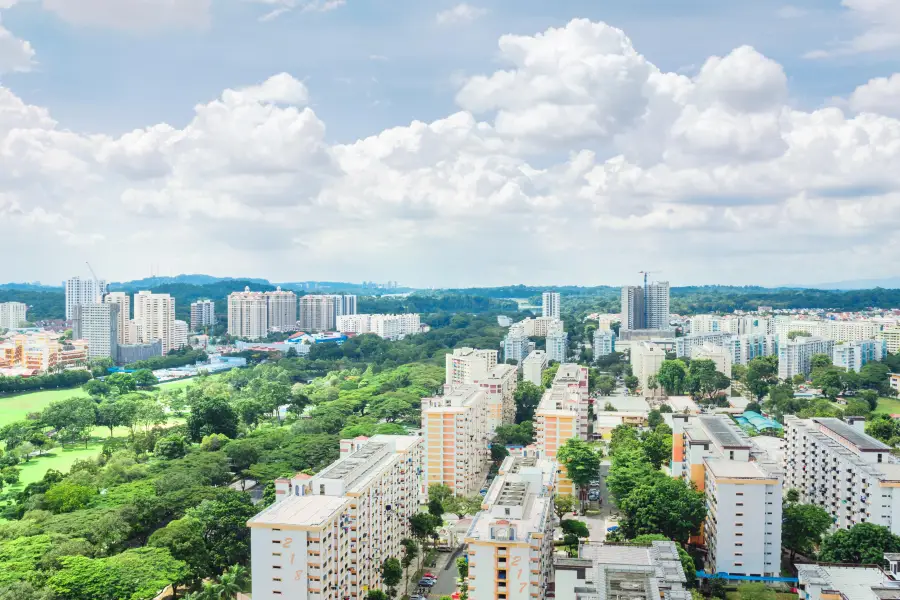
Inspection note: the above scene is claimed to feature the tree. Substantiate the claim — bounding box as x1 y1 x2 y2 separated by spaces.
560 519 590 539
132 369 159 389
656 360 688 395
400 538 418 594
624 375 639 394
381 558 402 597
83 379 111 397
428 483 453 506
785 488 800 503
234 398 268 429
811 367 844 400
443 495 483 519
41 397 97 447
556 438 601 503
216 565 249 600
542 363 560 388
867 414 899 444
366 592 389 600
187 395 239 441
618 475 707 544
409 513 442 567
745 401 762 413
745 356 778 401
686 359 730 403
457 555 468 580
154 435 188 460
596 375 616 396
554 494 578 520
491 444 510 464
819 522 900 565
609 424 640 456
647 375 659 396
149 516 213 584
859 389 880 412
843 399 870 417
641 430 672 470
811 354 833 370
782 503 832 561
513 381 544 423
647 409 663 429
185 492 258 572
105 372 137 395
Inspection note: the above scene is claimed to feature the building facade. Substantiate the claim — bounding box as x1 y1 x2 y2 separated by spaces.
104 293 131 345
478 364 518 434
535 386 581 496
631 341 665 396
248 435 424 600
446 348 498 386
336 314 421 340
73 302 119 360
592 329 615 358
134 291 176 353
174 320 189 349
879 327 900 354
0 302 27 330
503 323 534 364
621 281 670 332
228 288 269 340
298 295 337 332
542 292 560 319
545 321 568 363
784 416 900 534
65 276 107 320
190 300 216 331
422 385 490 496
266 287 298 333
832 339 886 373
522 350 548 386
777 337 835 380
466 456 556 600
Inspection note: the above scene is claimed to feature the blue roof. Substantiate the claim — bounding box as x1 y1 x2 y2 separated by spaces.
740 411 783 431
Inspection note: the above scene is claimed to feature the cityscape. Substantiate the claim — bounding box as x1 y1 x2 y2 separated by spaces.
4 1 900 600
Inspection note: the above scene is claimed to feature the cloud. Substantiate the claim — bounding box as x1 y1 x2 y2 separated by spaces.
252 0 346 21
0 17 35 73
776 5 807 18
6 19 900 285
436 3 487 25
805 0 900 58
848 73 900 118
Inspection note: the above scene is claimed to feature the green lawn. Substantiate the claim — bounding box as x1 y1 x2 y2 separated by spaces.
12 442 106 487
875 397 900 415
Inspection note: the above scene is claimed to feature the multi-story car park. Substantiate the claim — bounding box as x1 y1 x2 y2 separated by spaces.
465 456 557 600
784 416 900 533
247 435 424 600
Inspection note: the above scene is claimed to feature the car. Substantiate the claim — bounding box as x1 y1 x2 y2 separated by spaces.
423 573 435 578
588 492 600 501
410 596 426 600
418 579 436 587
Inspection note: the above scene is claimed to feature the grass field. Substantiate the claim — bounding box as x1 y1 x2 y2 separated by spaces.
875 397 900 415
12 442 106 487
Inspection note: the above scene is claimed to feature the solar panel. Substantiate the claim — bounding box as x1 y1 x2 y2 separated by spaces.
815 418 890 451
699 416 750 449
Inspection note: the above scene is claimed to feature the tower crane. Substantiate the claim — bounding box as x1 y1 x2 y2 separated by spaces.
86 261 106 303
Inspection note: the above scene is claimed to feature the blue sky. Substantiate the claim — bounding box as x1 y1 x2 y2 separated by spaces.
2 0 900 287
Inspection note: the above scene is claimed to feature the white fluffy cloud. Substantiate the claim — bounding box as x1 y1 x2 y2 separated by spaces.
0 16 34 72
806 0 900 58
4 18 900 285
436 3 487 25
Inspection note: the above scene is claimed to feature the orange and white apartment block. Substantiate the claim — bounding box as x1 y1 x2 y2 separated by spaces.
0 332 89 375
248 435 423 600
534 385 584 496
422 384 490 496
465 456 557 600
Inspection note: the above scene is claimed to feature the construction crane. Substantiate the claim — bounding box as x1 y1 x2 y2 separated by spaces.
86 261 106 303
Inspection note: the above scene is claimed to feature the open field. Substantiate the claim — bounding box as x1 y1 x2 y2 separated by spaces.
875 397 900 415
12 442 106 487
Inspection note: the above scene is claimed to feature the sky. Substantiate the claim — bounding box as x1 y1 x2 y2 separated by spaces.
2 0 900 288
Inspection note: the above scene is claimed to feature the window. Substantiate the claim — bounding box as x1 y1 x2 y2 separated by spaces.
274 565 282 570
736 523 744 526
736 533 743 537
736 543 743 547
736 513 744 517
320 484 326 495
736 492 744 496
736 503 744 506
272 540 282 545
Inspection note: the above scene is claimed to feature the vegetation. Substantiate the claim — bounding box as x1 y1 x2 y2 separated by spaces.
124 348 209 371
819 523 900 565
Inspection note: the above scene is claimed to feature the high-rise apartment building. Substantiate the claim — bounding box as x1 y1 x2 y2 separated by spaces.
522 350 548 386
247 435 424 600
784 416 900 534
190 300 216 331
298 295 337 332
778 336 835 380
631 341 666 395
0 302 27 330
339 294 357 317
676 332 778 365
103 293 131 345
670 414 782 577
466 456 557 600
445 348 498 386
422 385 490 496
174 320 188 349
266 287 298 333
65 276 108 320
592 329 615 358
545 321 568 363
542 292 560 319
833 339 886 373
73 302 119 360
502 323 534 364
228 288 268 340
134 291 176 353
535 385 582 496
621 280 670 331
477 364 518 433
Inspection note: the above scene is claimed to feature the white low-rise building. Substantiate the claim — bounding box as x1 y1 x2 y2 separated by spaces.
247 435 424 600
335 313 421 340
795 557 900 600
784 416 900 534
466 456 557 600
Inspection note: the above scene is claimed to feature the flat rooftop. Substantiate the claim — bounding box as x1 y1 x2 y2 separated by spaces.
699 415 751 449
815 418 891 452
704 457 773 480
248 494 348 528
797 564 888 600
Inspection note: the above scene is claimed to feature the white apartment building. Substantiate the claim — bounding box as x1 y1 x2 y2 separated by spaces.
535 386 583 496
174 320 188 349
592 329 615 358
266 287 298 333
778 337 835 380
522 350 548 386
622 281 670 331
691 343 733 378
465 456 556 600
336 314 421 341
519 317 562 338
784 416 900 534
671 414 782 577
65 276 107 320
478 364 518 434
879 327 900 354
134 291 176 353
833 339 887 373
726 333 779 366
228 288 269 340
631 342 665 396
73 302 119 360
190 300 216 331
503 323 534 364
339 294 357 317
0 302 27 330
555 542 690 600
546 322 568 363
675 332 734 358
553 363 590 435
104 293 131 345
689 315 770 336
542 292 560 319
445 348 498 386
422 385 490 496
248 435 424 600
774 318 881 343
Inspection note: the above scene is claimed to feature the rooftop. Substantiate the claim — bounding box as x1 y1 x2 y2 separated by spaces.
704 457 774 480
815 418 891 452
796 564 891 600
699 415 752 450
247 494 348 529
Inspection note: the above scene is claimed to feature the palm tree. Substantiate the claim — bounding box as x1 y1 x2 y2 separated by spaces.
216 565 249 600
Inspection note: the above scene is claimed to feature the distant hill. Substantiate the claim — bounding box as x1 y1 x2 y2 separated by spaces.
111 274 271 289
0 283 62 291
791 277 900 291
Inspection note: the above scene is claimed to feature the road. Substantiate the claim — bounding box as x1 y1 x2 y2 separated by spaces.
428 545 464 598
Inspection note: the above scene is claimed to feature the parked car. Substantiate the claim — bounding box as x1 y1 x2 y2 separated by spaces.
418 579 436 588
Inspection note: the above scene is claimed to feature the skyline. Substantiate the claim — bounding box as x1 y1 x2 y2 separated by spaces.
2 1 900 286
